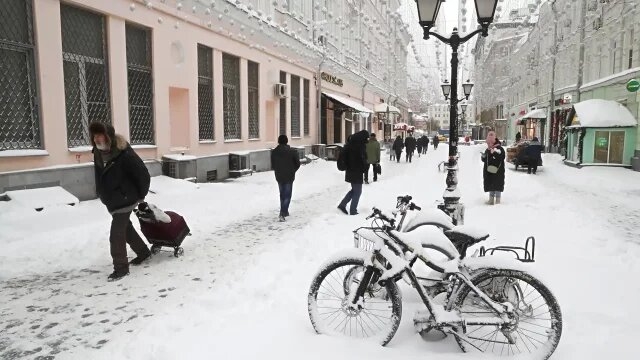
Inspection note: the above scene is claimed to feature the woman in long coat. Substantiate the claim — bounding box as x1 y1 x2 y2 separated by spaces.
481 131 506 205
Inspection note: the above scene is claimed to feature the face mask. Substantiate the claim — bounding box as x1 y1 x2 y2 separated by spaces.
96 142 110 151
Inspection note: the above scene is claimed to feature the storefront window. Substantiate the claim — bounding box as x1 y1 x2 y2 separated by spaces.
594 130 625 164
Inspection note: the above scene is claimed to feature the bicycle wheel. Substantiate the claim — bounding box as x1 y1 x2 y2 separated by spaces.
308 256 402 346
450 269 562 359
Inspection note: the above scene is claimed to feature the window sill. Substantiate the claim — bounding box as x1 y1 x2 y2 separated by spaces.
68 146 93 153
199 140 217 144
224 139 243 143
0 149 49 157
291 137 302 140
131 145 157 149
248 138 261 141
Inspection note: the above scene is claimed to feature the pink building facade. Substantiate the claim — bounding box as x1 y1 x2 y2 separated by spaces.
0 0 410 198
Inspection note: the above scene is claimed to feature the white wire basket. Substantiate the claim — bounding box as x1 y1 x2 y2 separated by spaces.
353 231 377 251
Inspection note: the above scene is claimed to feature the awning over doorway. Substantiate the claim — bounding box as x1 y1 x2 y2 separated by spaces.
567 99 637 128
322 91 373 113
374 103 401 114
518 108 546 120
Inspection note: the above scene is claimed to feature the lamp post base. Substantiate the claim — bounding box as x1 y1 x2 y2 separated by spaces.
438 198 465 226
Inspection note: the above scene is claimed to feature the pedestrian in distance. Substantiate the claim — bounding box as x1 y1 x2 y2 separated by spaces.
392 135 404 163
423 135 430 154
481 130 506 205
525 136 543 174
89 121 151 282
271 135 301 222
405 134 417 163
432 134 440 149
337 130 369 215
416 137 423 157
365 133 381 183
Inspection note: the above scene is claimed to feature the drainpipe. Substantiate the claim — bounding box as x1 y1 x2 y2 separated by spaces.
576 0 587 102
317 54 325 144
361 80 368 131
547 0 558 150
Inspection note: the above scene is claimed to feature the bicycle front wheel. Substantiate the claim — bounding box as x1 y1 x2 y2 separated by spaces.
307 256 402 346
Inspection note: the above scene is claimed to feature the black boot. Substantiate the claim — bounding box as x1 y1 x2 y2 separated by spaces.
129 252 152 266
108 269 130 282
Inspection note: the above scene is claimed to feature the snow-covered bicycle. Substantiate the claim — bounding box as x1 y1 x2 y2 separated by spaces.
307 208 563 358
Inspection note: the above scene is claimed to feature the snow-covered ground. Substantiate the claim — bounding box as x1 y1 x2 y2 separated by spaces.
1 145 640 360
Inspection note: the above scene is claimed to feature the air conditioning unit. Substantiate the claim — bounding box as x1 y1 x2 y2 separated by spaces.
274 83 287 98
229 153 252 178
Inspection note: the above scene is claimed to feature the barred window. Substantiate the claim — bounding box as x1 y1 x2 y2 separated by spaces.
0 0 41 150
248 61 259 139
61 4 111 148
303 79 310 136
126 23 154 145
290 75 300 137
197 44 214 141
222 53 241 140
279 71 286 136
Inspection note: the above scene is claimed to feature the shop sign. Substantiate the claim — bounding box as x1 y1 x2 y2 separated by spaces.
597 137 608 147
321 72 344 87
626 79 640 92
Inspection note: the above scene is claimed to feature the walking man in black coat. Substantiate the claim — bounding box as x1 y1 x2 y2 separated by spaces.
405 134 417 162
338 130 369 215
271 135 301 222
90 122 151 282
392 136 404 163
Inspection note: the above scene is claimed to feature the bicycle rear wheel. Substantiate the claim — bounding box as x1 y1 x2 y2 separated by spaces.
450 269 562 359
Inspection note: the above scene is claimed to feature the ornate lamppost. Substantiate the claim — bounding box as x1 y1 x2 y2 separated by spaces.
415 0 498 225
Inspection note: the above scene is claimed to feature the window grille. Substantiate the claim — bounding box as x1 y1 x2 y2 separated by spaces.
198 44 214 141
279 71 286 136
223 53 241 140
248 60 259 139
61 4 111 148
303 79 310 136
291 75 300 137
0 0 41 150
126 23 154 145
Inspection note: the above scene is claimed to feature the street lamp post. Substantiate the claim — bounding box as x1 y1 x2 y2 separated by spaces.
415 0 498 225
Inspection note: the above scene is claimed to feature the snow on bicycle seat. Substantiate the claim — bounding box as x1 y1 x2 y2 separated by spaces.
402 208 455 232
390 226 460 259
445 225 490 244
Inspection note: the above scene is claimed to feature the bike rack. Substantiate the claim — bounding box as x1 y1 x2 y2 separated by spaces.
478 236 536 263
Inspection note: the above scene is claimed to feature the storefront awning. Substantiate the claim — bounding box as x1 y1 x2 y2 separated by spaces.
518 108 547 120
322 91 373 113
374 103 401 114
567 99 637 128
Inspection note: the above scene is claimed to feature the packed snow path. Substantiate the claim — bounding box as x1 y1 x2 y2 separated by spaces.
2 145 640 359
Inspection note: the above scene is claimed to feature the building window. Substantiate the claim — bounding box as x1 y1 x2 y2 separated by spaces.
279 71 286 136
628 29 634 69
594 130 625 164
0 0 41 150
222 53 241 140
60 4 110 148
126 23 154 144
197 44 214 141
290 75 300 137
303 79 310 136
248 60 259 139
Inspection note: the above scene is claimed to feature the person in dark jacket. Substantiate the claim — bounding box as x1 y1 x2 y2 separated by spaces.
364 133 381 183
524 137 543 174
271 135 301 221
338 130 369 215
421 135 430 154
433 135 440 149
481 131 506 205
90 121 151 281
392 136 404 163
404 134 417 162
416 136 423 157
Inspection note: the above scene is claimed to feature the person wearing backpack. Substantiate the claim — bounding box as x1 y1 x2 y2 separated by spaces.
364 133 381 183
337 130 368 215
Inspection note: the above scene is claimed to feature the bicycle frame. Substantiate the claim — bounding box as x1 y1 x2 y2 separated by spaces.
351 223 510 330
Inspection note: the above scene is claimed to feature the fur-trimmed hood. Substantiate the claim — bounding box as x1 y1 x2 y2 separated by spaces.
89 122 128 150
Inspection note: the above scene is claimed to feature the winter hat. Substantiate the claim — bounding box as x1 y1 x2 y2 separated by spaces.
89 121 115 147
278 135 288 145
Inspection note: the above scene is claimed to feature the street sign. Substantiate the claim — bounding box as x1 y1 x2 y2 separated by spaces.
626 79 640 92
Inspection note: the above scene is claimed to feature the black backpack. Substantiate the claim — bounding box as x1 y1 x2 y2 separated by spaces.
337 145 348 171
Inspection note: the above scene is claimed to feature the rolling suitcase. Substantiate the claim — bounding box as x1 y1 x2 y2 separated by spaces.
134 202 190 257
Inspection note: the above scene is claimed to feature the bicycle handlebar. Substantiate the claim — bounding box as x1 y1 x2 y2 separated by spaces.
366 207 395 226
